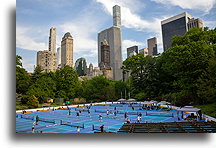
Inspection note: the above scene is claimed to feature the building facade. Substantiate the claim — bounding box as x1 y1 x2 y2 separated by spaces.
99 39 113 80
98 5 122 80
147 37 157 56
74 57 87 76
36 50 57 72
49 27 56 53
57 47 61 68
161 12 203 51
61 32 73 68
113 5 121 28
139 48 148 57
127 46 138 57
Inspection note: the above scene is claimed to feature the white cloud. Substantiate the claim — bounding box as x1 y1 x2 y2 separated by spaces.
151 0 215 13
96 0 162 33
58 11 101 57
16 26 47 51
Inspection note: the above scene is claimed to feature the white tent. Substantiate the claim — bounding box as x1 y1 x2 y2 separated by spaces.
142 101 152 104
177 106 200 112
127 98 136 102
158 101 171 105
117 99 126 102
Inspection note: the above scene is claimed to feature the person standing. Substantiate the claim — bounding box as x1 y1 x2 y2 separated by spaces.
99 115 102 121
100 125 104 132
77 126 81 133
124 112 127 119
36 115 39 125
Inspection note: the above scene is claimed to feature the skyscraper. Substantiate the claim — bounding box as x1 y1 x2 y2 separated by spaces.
147 37 157 56
36 27 57 72
49 27 56 53
98 5 122 80
74 57 87 76
99 39 113 80
161 12 203 51
61 32 73 68
113 5 121 27
127 46 138 57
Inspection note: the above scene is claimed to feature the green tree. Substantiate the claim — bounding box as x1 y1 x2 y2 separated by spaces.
55 66 79 100
16 55 31 94
82 75 115 102
161 27 215 104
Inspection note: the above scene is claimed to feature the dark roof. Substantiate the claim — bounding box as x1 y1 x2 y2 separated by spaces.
118 121 216 133
63 32 72 38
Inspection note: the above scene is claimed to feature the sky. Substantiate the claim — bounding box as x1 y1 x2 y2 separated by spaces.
16 0 216 72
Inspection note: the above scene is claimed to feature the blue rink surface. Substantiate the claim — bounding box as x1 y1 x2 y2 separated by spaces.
16 104 185 133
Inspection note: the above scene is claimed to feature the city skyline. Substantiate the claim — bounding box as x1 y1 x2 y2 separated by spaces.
16 0 216 72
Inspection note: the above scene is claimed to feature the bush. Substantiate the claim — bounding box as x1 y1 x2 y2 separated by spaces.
26 95 39 108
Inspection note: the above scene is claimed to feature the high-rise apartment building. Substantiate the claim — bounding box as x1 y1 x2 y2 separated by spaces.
49 27 56 53
37 50 57 72
127 46 138 57
74 57 87 76
139 48 148 57
98 5 122 80
147 37 157 56
61 32 73 68
161 12 203 51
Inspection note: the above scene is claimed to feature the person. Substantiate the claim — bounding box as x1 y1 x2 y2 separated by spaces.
132 106 134 110
137 115 141 123
88 109 90 116
79 110 82 114
99 115 102 121
126 118 130 123
114 111 117 117
106 110 109 116
139 113 142 117
32 125 35 133
124 112 127 119
114 106 116 110
100 125 104 133
32 122 36 133
36 115 39 125
52 107 55 111
77 126 81 133
76 112 80 118
68 109 71 115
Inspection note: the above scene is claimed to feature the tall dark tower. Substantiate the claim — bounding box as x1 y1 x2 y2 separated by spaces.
100 39 111 69
99 39 113 80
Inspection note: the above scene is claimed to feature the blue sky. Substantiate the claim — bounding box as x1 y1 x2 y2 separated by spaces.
16 0 216 72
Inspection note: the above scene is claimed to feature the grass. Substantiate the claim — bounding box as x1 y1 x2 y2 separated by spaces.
195 103 216 118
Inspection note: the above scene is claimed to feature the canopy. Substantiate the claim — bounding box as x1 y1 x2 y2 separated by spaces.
127 98 136 102
158 101 171 105
177 106 200 112
142 101 152 104
117 98 126 102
